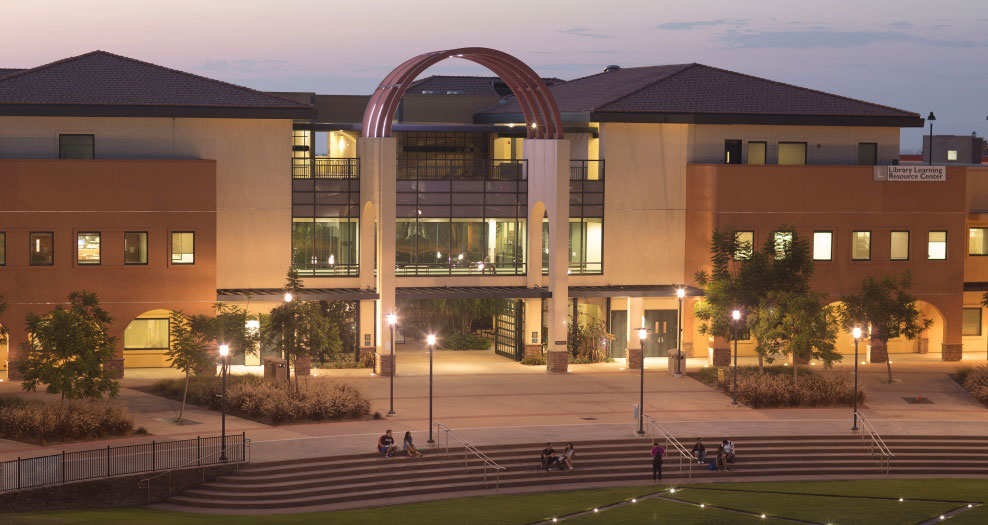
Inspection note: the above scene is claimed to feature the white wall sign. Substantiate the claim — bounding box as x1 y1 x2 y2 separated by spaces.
874 166 946 181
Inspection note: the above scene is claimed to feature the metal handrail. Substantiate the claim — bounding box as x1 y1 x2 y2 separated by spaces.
643 415 696 479
855 412 893 474
434 423 505 490
137 438 251 504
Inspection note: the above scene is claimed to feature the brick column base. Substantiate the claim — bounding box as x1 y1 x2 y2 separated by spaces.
918 338 930 354
626 347 643 370
295 357 311 376
868 339 888 363
524 345 543 359
6 360 23 380
546 351 568 373
682 341 694 358
375 352 395 376
941 343 963 361
709 347 730 366
104 359 124 379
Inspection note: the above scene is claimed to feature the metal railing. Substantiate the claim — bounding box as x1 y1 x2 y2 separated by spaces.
434 423 505 490
292 157 359 179
855 412 893 474
137 436 251 504
0 433 246 493
398 159 527 181
644 415 697 479
569 159 605 181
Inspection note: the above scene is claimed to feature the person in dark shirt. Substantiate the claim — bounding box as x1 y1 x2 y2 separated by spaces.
691 438 707 464
378 429 397 457
541 443 559 470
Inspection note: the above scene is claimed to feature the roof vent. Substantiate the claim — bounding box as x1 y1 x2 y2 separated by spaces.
446 90 464 95
421 90 440 94
604 65 621 73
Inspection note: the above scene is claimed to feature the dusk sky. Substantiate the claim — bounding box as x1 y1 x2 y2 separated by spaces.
4 0 986 152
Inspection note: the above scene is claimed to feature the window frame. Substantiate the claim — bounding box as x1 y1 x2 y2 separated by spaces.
857 142 878 166
928 230 948 261
969 227 988 256
963 307 982 336
746 141 767 165
123 317 171 350
724 139 742 165
29 231 55 266
58 133 95 159
890 230 911 261
734 230 755 261
778 141 808 165
812 230 833 261
76 231 102 266
947 150 958 161
851 230 872 261
123 231 149 266
170 231 196 265
773 230 793 260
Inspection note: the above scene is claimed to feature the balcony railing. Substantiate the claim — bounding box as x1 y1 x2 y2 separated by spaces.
398 159 527 181
292 157 359 179
570 159 605 181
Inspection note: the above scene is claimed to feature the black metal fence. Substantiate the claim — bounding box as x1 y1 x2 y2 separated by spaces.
292 157 359 179
0 433 246 492
398 159 527 181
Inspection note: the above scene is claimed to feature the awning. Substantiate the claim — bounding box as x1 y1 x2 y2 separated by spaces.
567 285 705 298
217 284 704 302
216 288 378 301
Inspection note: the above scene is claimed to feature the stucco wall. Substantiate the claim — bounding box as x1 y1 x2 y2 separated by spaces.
688 124 901 165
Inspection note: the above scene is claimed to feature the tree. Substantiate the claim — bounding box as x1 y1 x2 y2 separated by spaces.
166 311 213 422
839 272 931 384
212 302 260 361
0 295 8 353
320 300 357 362
18 291 119 400
749 290 840 383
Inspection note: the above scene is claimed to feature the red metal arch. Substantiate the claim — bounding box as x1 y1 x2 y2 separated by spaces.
362 47 563 140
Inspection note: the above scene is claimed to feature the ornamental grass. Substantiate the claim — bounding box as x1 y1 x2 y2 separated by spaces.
956 365 988 405
0 397 134 444
716 366 864 408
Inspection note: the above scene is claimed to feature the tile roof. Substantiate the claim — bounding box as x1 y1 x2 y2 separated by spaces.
408 75 565 97
0 68 25 78
478 63 922 127
0 51 313 119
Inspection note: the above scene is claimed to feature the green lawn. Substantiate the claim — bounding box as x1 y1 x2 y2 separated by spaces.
4 479 985 524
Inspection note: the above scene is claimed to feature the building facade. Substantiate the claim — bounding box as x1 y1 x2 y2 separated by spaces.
1 50 986 377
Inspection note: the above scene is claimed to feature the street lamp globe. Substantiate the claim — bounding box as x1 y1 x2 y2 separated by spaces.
219 344 229 357
732 309 741 321
676 288 686 299
387 313 397 326
284 292 293 302
638 328 647 341
852 327 862 340
427 334 436 346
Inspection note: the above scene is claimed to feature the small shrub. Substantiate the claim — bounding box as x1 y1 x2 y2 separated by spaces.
521 354 546 366
0 397 134 444
441 333 491 350
957 365 988 406
316 354 373 369
713 366 864 408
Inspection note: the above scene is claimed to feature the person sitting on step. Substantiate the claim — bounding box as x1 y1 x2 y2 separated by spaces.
403 431 424 457
378 429 398 457
723 439 736 464
560 443 576 470
691 438 706 464
541 442 560 470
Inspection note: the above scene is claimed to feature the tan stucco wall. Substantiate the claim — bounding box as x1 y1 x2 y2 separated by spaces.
688 124 901 165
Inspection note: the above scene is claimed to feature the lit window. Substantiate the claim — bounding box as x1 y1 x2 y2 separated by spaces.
124 318 170 349
735 231 754 260
77 232 101 265
747 142 766 165
857 143 878 165
293 218 359 275
59 134 94 159
891 231 910 260
774 231 793 259
851 231 871 260
947 150 958 161
124 232 148 265
29 232 54 266
171 232 195 264
778 142 807 165
812 231 832 261
970 228 988 256
963 308 982 336
928 231 947 260
725 139 742 164
0 232 5 266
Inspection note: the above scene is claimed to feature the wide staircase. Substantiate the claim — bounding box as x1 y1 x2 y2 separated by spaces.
158 427 988 513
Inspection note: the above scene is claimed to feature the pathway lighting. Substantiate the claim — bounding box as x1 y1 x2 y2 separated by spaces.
731 309 741 406
427 334 436 443
675 288 686 377
218 344 230 462
636 327 648 435
284 292 292 302
387 313 398 417
852 327 862 430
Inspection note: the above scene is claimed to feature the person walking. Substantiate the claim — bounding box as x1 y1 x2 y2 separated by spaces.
691 438 706 464
651 440 665 482
403 431 423 457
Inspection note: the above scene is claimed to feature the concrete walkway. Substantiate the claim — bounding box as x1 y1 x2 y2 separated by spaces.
1 345 986 464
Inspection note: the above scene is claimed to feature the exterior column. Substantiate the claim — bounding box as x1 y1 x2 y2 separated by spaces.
358 137 397 376
710 336 731 366
626 297 644 370
523 297 543 358
2 307 26 380
940 299 964 361
358 299 377 362
526 139 570 372
681 297 695 357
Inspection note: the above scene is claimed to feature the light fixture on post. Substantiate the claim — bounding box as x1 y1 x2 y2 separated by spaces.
284 292 293 303
675 287 686 378
218 344 230 462
731 309 741 406
386 313 398 417
427 334 436 443
927 112 936 166
636 327 647 435
852 327 862 431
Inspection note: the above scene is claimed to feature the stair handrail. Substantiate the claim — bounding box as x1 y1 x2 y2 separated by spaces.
136 437 251 504
643 415 696 479
434 423 505 490
855 412 893 474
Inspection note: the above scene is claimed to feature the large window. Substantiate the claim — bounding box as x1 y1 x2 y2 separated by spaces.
970 228 988 256
857 143 878 165
735 230 754 260
398 218 525 275
773 231 793 260
293 219 358 275
725 139 742 164
124 232 148 265
891 231 910 260
747 142 766 165
124 318 169 349
778 142 807 165
171 232 195 264
813 231 832 261
963 308 982 336
928 231 947 260
0 232 5 266
30 232 54 266
851 231 871 260
59 134 94 159
77 232 100 265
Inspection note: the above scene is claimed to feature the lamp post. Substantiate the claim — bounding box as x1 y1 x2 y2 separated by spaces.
852 327 862 431
731 309 741 406
676 287 686 378
426 334 436 443
218 344 229 462
636 327 647 435
386 313 397 417
282 292 293 363
927 112 936 166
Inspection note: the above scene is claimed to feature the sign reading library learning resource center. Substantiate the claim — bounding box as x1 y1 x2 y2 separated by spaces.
874 166 946 182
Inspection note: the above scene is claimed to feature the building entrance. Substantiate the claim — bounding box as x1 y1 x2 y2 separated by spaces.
494 299 525 361
644 309 678 357
609 310 628 359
